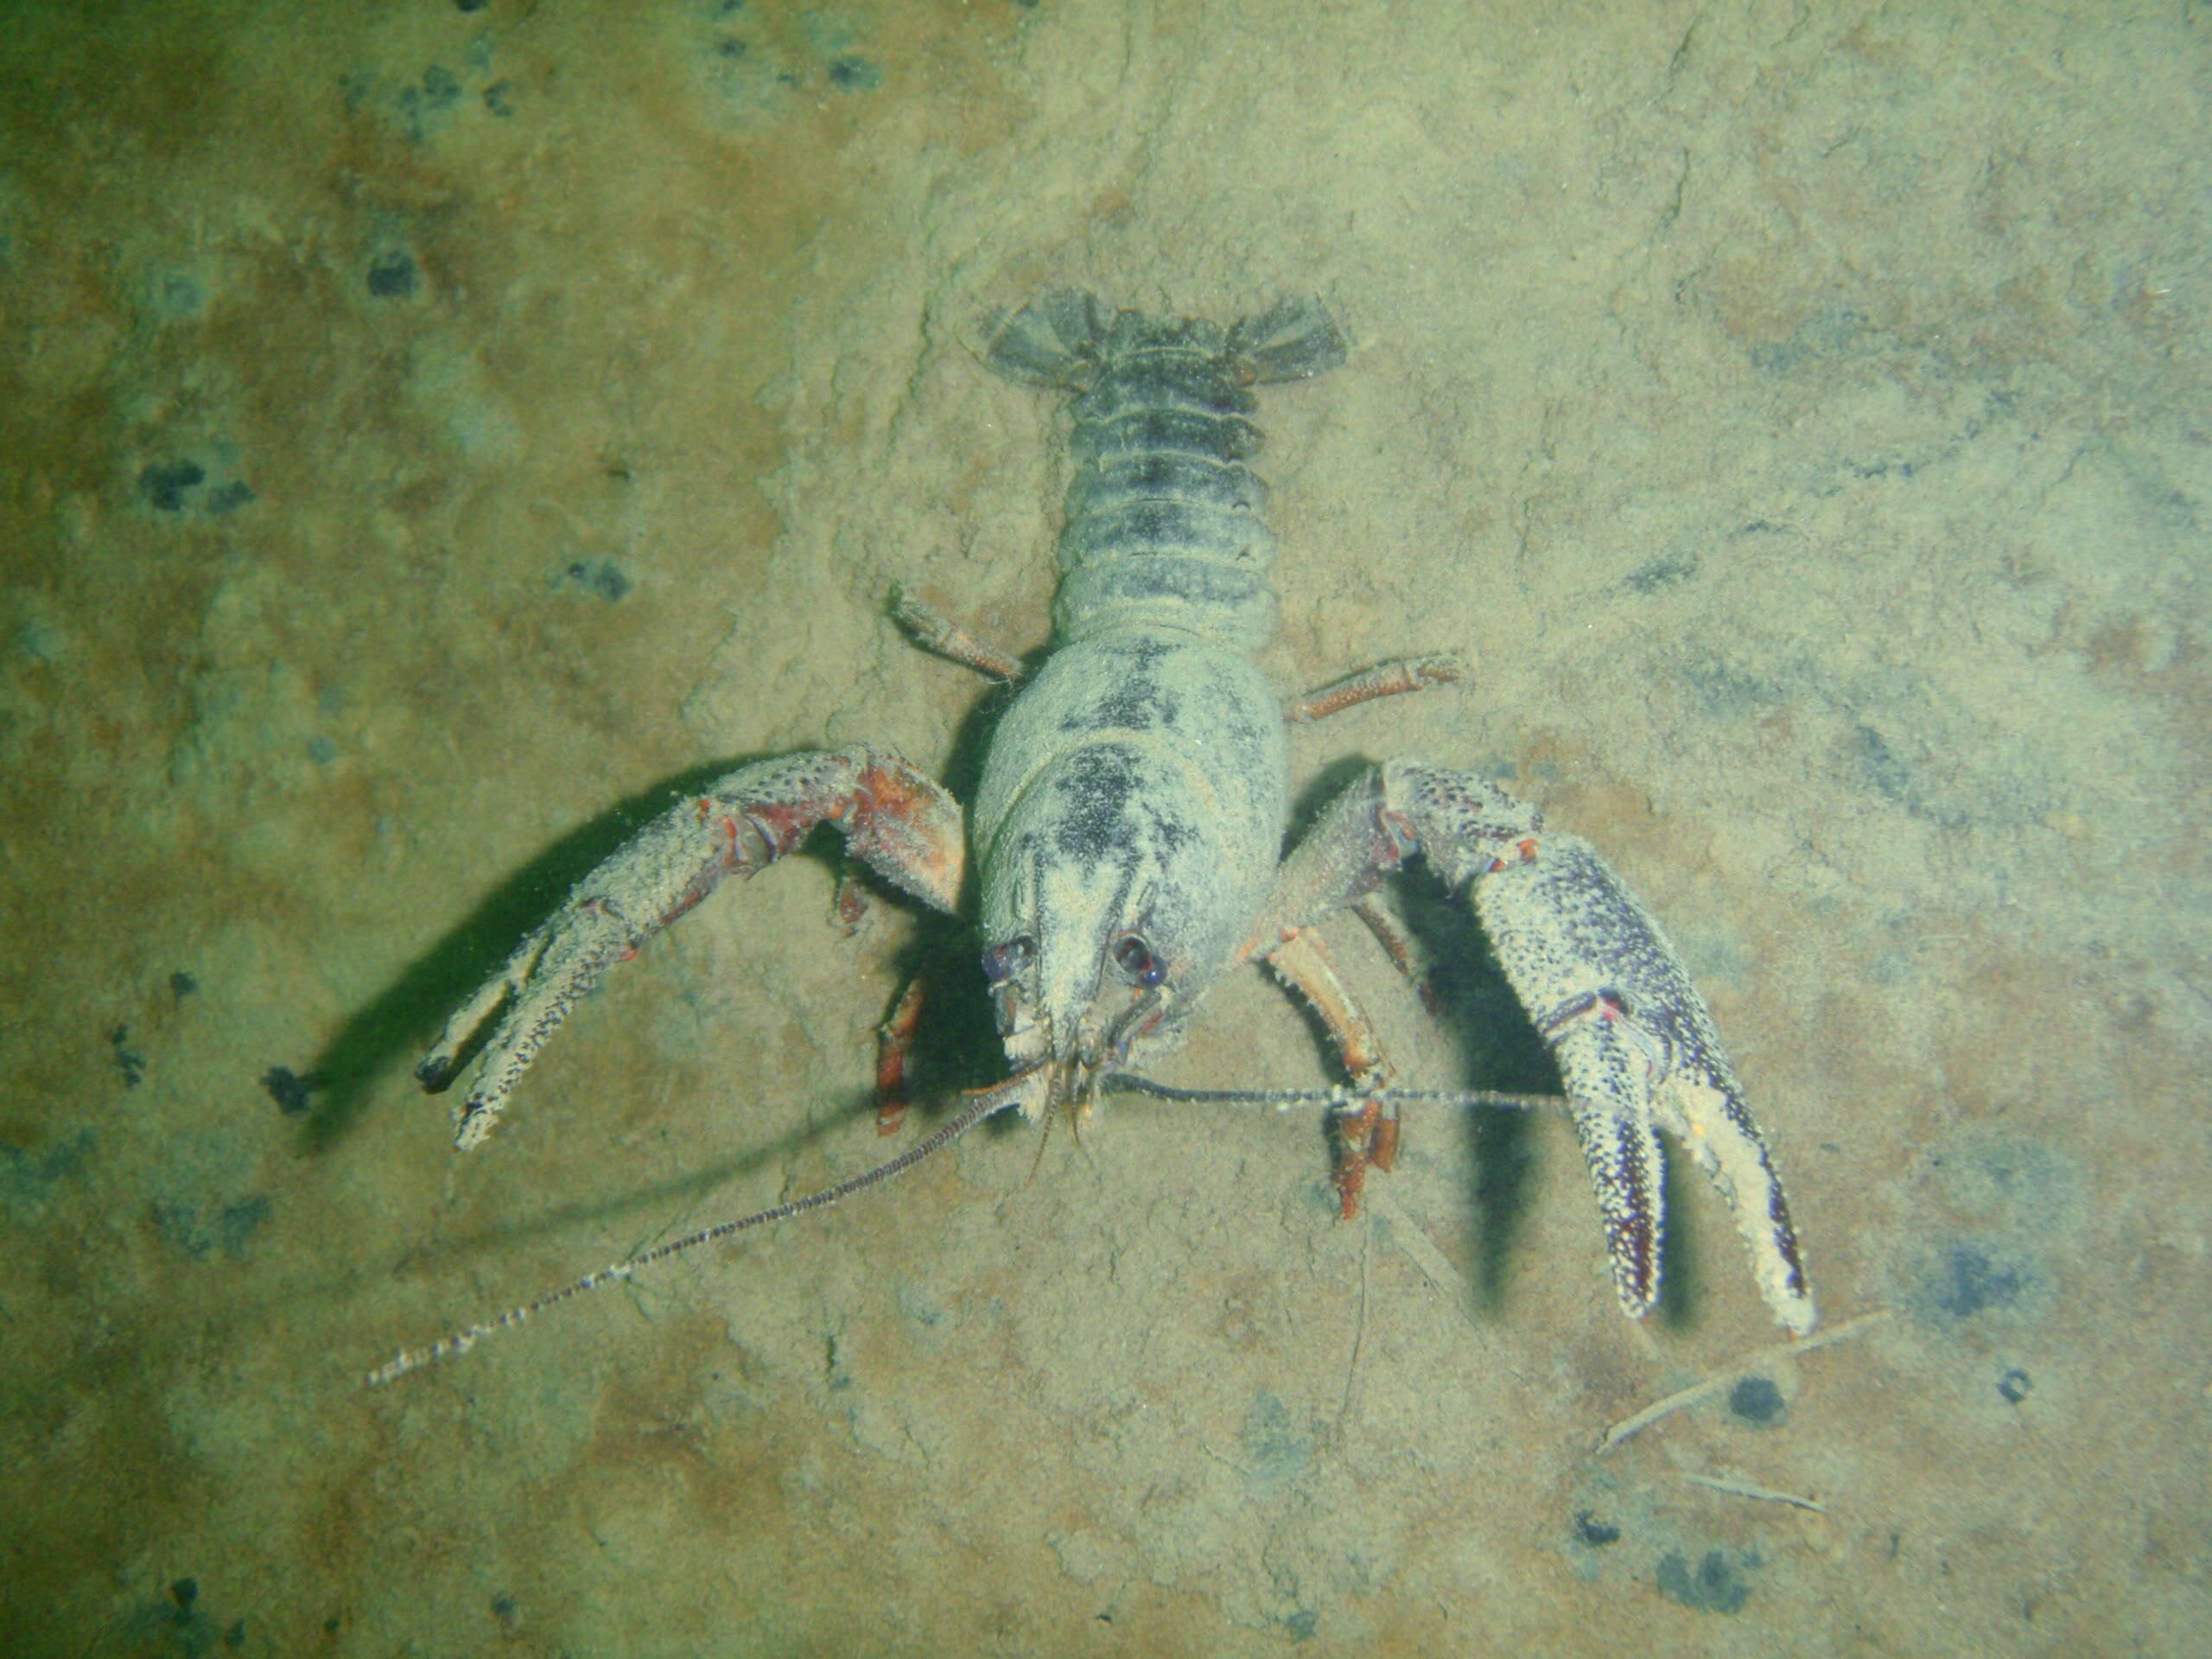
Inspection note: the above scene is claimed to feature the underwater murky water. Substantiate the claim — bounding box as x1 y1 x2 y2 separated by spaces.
3 3 2206 1653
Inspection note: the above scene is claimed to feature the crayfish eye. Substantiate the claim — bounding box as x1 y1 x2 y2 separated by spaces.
1111 933 1166 988
982 936 1036 983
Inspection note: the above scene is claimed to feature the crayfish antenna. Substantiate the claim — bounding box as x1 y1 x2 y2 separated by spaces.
1102 1073 1562 1115
365 1072 1039 1387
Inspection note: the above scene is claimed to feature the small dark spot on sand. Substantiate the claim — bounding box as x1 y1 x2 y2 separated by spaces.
154 270 207 321
1573 1511 1621 1547
111 1025 147 1087
564 559 632 601
1 1129 94 1222
1930 1244 2027 1320
1625 552 1695 592
421 65 462 111
1727 1375 1786 1426
367 250 419 299
1656 1548 1753 1614
1855 722 1915 805
155 1194 274 1260
262 1065 321 1116
139 459 207 512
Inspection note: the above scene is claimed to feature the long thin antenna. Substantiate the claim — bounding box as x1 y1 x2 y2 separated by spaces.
366 1081 1021 1388
1103 1074 1563 1114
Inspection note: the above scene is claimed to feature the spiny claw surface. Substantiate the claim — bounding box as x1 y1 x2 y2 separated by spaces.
1371 760 1813 1334
420 899 646 1150
418 747 964 1151
1475 833 1815 1335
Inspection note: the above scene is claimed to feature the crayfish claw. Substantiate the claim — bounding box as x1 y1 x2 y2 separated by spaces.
1476 834 1815 1336
429 900 638 1150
